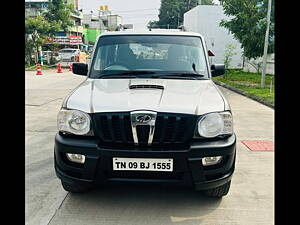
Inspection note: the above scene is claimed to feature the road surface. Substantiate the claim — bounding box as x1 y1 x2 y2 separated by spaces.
25 69 274 225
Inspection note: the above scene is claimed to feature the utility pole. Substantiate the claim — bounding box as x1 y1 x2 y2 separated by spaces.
261 0 272 88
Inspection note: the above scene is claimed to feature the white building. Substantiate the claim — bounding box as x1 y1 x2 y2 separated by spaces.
184 5 243 68
82 14 106 30
100 15 123 31
184 5 274 74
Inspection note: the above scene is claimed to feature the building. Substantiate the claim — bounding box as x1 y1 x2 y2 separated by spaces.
184 5 243 68
81 11 123 45
82 14 104 30
25 0 49 17
82 13 104 45
101 14 123 31
184 4 274 74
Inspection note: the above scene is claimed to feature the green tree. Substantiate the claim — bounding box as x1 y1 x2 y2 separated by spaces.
25 34 35 65
224 44 237 69
43 0 75 33
220 0 274 59
25 15 57 64
149 0 214 29
147 20 159 29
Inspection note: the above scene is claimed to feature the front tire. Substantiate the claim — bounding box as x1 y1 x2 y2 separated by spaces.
61 181 92 193
203 181 231 198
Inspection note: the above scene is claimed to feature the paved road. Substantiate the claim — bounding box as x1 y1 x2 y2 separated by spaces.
25 70 274 225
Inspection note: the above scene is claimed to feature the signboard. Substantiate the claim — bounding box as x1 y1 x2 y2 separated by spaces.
54 37 69 44
69 36 82 44
46 36 82 44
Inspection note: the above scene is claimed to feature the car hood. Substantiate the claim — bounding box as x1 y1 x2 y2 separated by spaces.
66 78 225 115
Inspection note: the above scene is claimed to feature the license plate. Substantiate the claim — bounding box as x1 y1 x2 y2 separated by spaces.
112 157 173 172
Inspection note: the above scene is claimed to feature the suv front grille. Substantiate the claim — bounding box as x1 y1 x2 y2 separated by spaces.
91 112 197 150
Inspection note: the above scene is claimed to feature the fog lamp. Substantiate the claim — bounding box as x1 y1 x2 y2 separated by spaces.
66 153 85 164
202 156 222 166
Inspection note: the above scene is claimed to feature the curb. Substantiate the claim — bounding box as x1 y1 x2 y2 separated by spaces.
213 80 274 109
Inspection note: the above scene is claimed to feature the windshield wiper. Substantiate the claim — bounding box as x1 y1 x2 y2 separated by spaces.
96 71 206 79
151 72 206 80
97 71 156 79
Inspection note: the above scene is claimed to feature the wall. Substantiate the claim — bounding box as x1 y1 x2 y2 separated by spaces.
108 15 123 29
243 53 275 75
184 5 244 68
83 28 102 44
83 14 107 30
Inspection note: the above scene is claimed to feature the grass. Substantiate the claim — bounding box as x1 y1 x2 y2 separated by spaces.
25 64 58 70
213 69 275 103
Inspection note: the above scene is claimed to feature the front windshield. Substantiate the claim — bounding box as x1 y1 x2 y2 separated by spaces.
90 35 209 79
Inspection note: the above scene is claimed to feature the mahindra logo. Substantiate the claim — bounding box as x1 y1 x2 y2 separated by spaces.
130 111 157 145
136 115 152 123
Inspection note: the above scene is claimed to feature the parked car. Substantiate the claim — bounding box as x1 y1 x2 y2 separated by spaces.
58 48 80 62
54 31 236 197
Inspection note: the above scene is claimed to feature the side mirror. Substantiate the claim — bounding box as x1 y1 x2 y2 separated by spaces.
72 63 88 76
211 64 225 77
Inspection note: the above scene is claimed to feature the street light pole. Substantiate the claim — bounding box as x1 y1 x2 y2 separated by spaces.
261 0 272 88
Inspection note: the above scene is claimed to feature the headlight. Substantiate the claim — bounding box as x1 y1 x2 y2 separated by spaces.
196 111 233 138
57 109 91 135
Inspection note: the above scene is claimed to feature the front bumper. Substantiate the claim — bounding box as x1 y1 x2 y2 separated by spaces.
54 133 236 190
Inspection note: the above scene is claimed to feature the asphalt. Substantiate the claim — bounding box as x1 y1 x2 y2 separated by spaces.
25 69 274 225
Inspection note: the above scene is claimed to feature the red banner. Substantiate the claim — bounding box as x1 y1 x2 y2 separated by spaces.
69 36 82 43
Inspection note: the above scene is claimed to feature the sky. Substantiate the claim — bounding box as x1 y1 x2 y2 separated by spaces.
78 0 220 30
78 0 161 30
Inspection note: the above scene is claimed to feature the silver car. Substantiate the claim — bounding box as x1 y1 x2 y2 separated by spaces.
54 31 236 198
58 48 80 62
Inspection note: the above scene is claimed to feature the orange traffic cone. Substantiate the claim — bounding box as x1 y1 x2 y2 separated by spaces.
36 64 43 75
57 63 63 73
69 63 72 72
